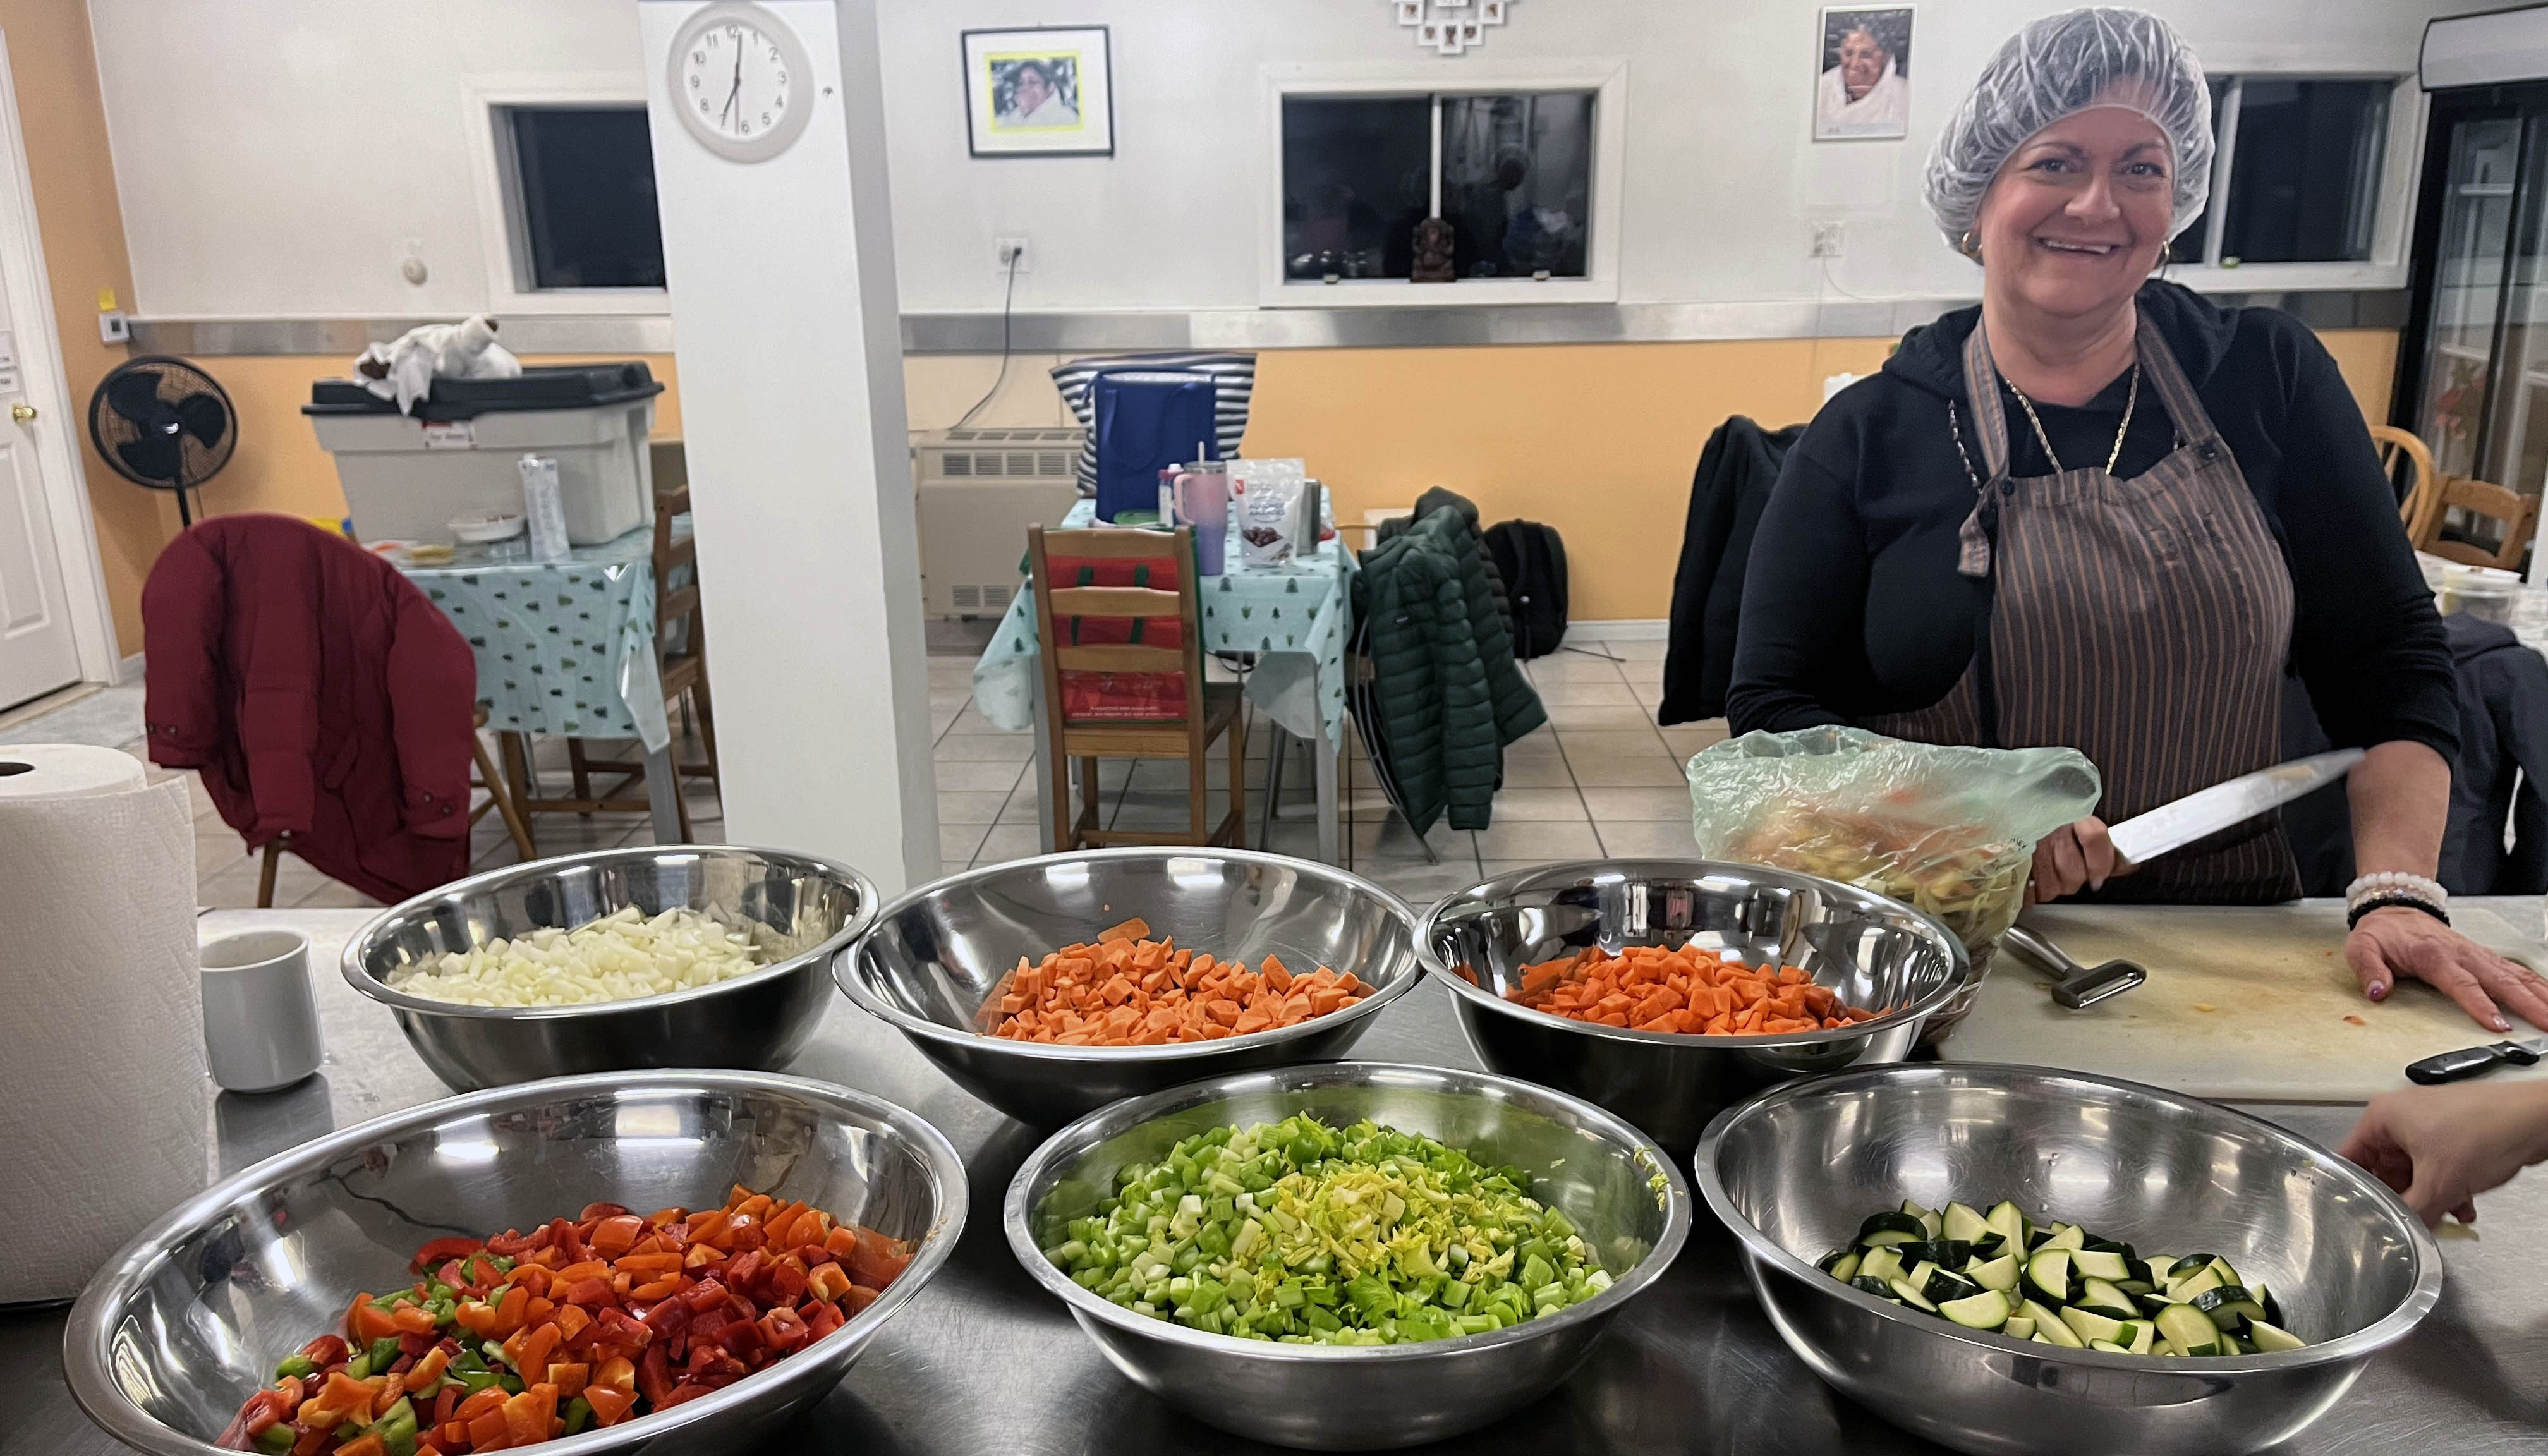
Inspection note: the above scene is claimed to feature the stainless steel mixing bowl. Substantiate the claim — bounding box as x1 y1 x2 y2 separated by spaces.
1696 1063 2442 1456
64 1070 967 1456
1417 859 1969 1150
344 844 877 1091
839 847 1422 1127
1007 1060 1692 1450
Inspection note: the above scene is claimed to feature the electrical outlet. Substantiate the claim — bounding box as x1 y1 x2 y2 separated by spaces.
993 236 1031 272
1810 222 1846 258
97 311 129 344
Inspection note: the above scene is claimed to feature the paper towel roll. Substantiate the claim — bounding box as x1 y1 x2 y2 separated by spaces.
0 744 204 1302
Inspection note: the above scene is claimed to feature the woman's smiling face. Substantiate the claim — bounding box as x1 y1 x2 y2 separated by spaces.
1974 98 2176 320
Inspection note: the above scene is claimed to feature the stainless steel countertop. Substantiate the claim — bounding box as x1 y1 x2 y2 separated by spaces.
9 904 2548 1455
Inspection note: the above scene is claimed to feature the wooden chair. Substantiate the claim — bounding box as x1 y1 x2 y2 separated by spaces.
1029 524 1245 852
2416 473 2543 571
257 705 533 906
500 485 720 847
2373 425 2442 547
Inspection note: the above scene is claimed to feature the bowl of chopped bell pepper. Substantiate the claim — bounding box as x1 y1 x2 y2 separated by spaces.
1417 859 1971 1152
838 847 1425 1128
1006 1059 1692 1450
63 1069 966 1456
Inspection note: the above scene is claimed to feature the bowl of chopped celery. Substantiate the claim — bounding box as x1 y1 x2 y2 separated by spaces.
344 844 877 1091
1696 1063 2442 1456
1006 1060 1692 1450
1419 859 1970 1151
840 847 1425 1128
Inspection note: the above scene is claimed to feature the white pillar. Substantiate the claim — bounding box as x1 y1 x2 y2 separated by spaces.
638 0 938 891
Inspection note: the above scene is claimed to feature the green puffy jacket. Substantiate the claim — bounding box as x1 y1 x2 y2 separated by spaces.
1354 508 1546 833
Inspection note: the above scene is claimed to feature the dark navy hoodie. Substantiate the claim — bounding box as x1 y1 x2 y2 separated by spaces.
1727 279 2456 767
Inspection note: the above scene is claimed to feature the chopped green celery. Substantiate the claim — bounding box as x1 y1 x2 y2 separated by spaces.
344 1356 371 1380
425 1282 455 1302
562 1397 594 1435
273 1354 317 1381
367 1335 404 1370
255 1425 296 1455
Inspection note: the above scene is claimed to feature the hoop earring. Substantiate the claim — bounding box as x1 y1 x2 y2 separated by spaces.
1959 229 1981 263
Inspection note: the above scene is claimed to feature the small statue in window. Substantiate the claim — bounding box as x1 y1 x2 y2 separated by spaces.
1411 216 1455 283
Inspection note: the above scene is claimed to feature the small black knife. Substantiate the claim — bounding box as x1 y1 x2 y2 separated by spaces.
2405 1034 2548 1085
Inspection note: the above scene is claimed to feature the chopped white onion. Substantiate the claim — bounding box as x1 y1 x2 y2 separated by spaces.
389 904 767 1007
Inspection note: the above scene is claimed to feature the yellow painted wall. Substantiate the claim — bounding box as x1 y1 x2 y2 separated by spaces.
159 325 2401 630
1 1 145 655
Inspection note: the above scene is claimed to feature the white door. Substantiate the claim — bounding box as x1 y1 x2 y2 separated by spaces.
0 284 76 710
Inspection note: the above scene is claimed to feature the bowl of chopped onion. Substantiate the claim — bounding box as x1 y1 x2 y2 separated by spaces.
344 844 878 1091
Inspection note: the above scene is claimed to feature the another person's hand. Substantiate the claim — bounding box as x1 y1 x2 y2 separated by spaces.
2025 816 2118 906
2338 1080 2548 1226
2345 907 2548 1034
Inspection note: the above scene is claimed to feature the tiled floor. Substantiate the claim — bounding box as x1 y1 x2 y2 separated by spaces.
80 635 1723 913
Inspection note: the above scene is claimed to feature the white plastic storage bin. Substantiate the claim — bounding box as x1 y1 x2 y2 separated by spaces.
303 364 665 546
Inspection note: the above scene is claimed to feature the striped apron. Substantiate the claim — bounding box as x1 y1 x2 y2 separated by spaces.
1866 318 2301 904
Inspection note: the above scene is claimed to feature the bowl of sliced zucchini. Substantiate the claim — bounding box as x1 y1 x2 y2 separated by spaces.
1696 1063 2442 1456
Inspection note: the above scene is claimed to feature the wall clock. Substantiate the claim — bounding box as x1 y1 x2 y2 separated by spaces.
668 1 815 162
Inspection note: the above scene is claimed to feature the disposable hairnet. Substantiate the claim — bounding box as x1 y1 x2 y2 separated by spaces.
1924 8 2214 252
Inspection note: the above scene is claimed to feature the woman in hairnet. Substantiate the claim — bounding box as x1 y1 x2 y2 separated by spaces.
1729 8 2548 1034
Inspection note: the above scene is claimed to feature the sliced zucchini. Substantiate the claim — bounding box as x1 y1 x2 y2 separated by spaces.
1822 1251 1862 1283
2165 1252 2217 1282
2089 1338 2128 1353
1890 1277 1939 1313
1900 1240 1972 1271
1857 1246 1903 1283
1938 1288 2011 1330
2075 1277 2138 1319
1857 1211 1928 1247
2025 1249 2072 1304
2126 1258 2159 1287
2246 1319 2305 1353
2169 1266 2225 1301
2028 1301 2085 1347
1923 1268 1979 1305
1966 1254 2020 1293
2042 1223 2087 1252
2060 1305 2126 1346
2072 1249 2131 1282
2001 1314 2036 1340
2192 1285 2266 1331
2255 1283 2284 1328
1984 1201 2027 1251
1970 1232 2006 1259
2116 1278 2155 1297
2155 1302 2223 1357
2118 1319 2155 1355
1941 1202 1991 1244
1850 1275 1898 1300
1906 1259 1940 1290
2205 1257 2241 1289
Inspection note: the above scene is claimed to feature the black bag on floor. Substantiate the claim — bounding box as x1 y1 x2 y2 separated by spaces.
1484 519 1568 660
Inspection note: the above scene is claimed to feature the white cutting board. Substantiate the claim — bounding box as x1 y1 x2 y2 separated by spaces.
1943 903 2548 1102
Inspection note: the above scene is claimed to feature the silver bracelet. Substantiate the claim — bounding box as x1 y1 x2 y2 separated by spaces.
2346 871 2448 914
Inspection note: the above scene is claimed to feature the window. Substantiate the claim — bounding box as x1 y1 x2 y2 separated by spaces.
497 106 665 291
1278 88 1599 288
2168 77 2393 268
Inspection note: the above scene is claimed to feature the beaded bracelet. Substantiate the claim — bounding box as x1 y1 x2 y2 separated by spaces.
2346 895 2451 931
2346 871 2448 913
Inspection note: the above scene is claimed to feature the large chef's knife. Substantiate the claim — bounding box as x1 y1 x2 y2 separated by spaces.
2106 749 2365 868
2406 1036 2548 1084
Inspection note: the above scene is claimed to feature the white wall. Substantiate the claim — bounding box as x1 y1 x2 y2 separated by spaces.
89 0 2456 322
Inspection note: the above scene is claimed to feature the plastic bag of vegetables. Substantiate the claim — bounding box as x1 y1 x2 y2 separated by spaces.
1685 727 2101 1036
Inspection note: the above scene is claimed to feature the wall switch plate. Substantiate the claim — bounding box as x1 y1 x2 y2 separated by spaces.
993 236 1031 272
1810 222 1845 258
97 310 129 344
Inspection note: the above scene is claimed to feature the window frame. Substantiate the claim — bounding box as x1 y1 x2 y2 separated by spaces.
2163 71 2422 293
461 75 667 316
1259 61 1627 308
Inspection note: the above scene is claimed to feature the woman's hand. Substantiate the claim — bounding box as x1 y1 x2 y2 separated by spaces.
2025 816 2118 906
2338 1080 2548 1226
2345 906 2548 1034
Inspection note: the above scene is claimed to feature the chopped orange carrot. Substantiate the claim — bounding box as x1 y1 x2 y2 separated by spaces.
978 925 1372 1047
1503 943 1878 1036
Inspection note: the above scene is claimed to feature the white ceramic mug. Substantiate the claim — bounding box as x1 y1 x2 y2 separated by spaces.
200 929 324 1094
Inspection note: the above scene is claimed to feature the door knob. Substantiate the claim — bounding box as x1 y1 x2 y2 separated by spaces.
10 404 34 423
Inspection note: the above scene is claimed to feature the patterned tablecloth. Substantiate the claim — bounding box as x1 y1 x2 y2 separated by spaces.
971 499 1356 749
396 528 671 754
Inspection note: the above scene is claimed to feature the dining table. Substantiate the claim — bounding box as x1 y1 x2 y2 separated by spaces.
391 527 684 846
12 901 2548 1456
968 499 1357 862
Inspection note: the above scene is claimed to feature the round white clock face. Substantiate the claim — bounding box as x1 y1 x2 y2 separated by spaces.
669 1 813 162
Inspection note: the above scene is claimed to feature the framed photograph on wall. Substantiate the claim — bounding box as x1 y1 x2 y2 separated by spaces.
1813 6 1912 142
962 25 1114 157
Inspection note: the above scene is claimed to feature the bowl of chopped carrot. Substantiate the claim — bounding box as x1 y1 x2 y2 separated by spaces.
64 1070 966 1456
1417 859 1969 1151
837 847 1424 1128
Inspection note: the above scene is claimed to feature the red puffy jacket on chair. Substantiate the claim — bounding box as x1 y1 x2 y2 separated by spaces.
142 514 478 903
